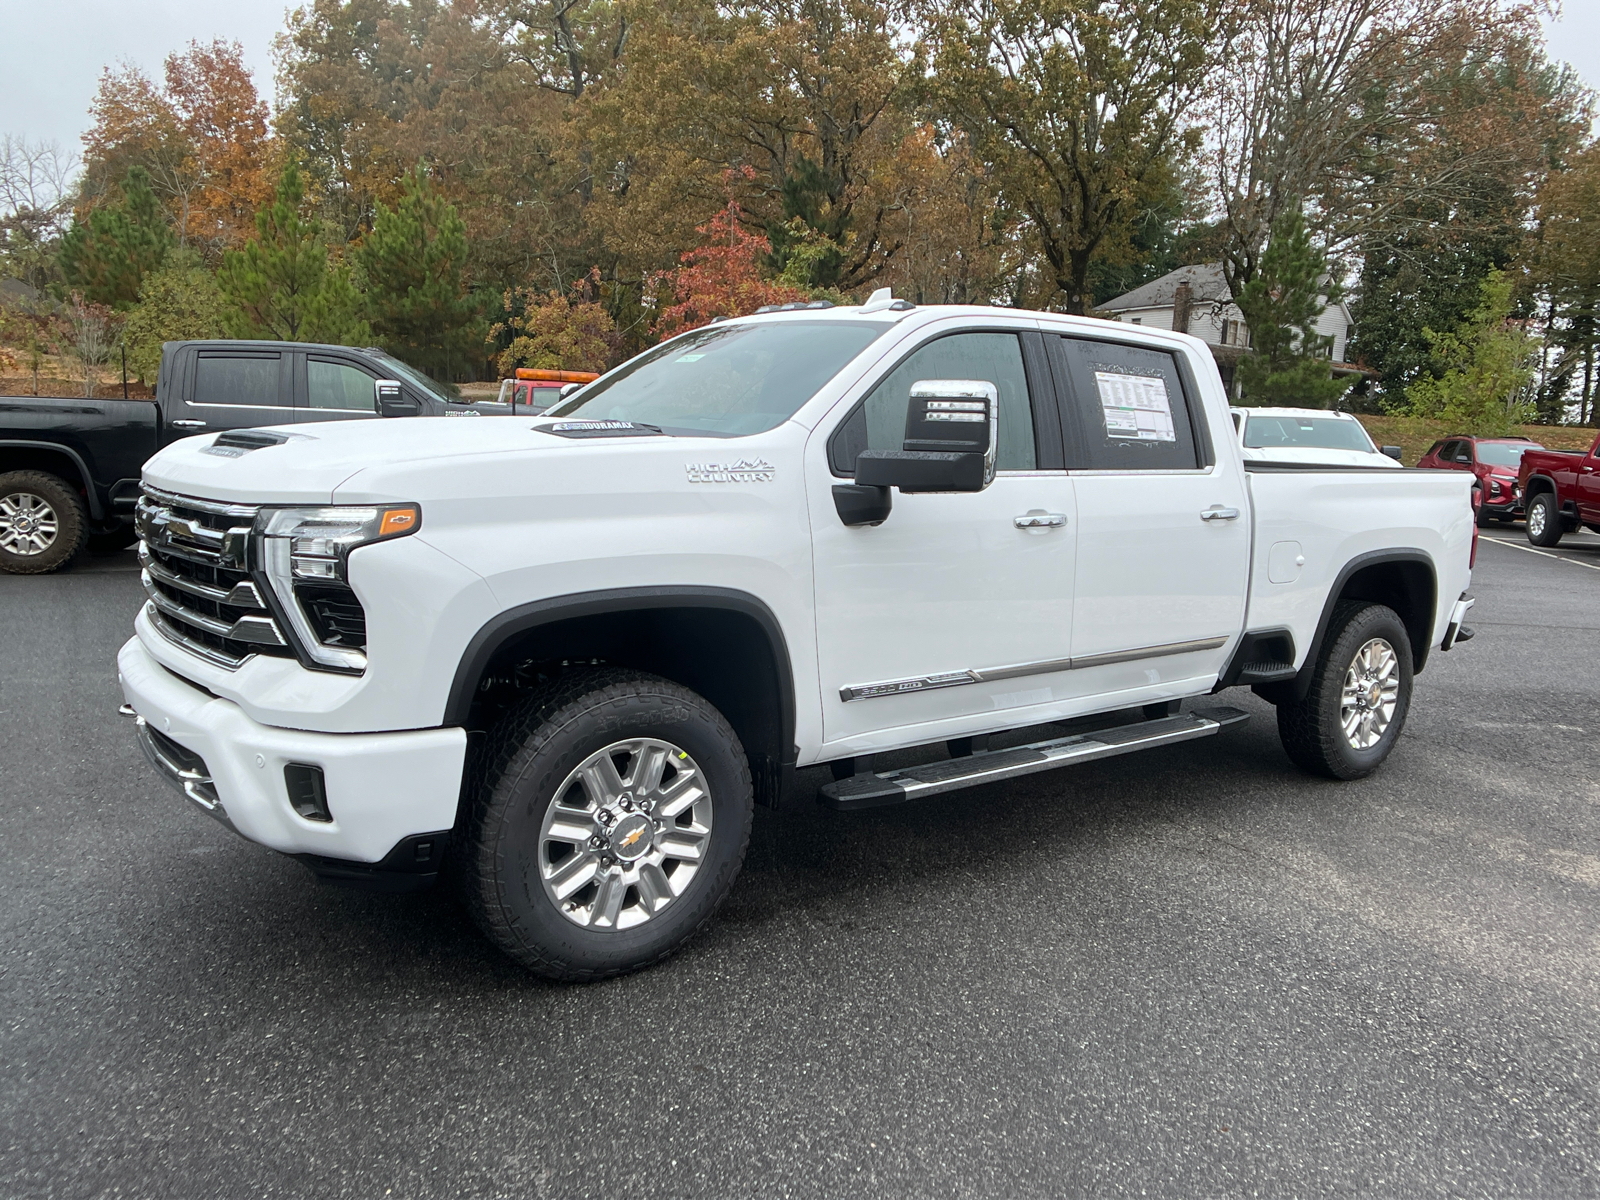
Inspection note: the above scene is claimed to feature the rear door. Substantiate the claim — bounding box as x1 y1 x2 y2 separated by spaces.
176 348 295 434
297 353 380 424
1048 333 1249 696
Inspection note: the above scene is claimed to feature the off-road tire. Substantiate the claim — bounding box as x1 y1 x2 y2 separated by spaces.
1276 601 1413 781
461 666 753 982
1526 491 1563 547
0 470 88 575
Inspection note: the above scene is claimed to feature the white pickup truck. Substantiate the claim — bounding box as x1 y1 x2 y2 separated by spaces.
119 294 1478 980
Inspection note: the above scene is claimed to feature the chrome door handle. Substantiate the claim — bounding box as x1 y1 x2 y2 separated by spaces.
1014 512 1067 529
1200 506 1240 521
169 419 207 429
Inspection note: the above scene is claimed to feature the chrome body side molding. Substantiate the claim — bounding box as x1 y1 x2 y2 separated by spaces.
837 636 1230 702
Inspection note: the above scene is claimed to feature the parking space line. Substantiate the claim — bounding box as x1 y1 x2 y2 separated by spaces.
1481 535 1600 571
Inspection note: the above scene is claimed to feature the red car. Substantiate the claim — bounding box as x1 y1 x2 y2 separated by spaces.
1417 435 1543 526
1518 430 1600 546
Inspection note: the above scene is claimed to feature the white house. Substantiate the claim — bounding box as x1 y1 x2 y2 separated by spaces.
1098 263 1362 396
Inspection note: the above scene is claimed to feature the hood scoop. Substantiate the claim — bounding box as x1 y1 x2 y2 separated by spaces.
535 420 665 439
202 429 310 458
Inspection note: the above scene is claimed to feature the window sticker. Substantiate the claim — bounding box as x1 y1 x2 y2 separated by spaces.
1093 369 1176 442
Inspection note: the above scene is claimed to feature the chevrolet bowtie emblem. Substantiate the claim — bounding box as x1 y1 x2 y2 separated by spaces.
619 826 645 849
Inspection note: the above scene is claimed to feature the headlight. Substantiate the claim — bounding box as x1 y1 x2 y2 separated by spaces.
257 504 420 672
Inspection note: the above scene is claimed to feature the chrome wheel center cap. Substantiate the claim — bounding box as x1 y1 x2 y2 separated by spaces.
1365 680 1382 707
609 812 654 862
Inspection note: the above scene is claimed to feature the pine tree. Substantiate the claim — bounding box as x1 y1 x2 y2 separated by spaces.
1235 210 1349 408
58 167 173 309
1406 270 1535 435
216 161 367 343
357 164 479 381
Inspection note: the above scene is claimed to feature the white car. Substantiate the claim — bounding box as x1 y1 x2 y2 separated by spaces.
120 292 1476 981
1232 406 1404 468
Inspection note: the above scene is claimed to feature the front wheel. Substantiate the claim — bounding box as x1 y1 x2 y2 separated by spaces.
1276 602 1413 780
0 470 88 574
1526 491 1563 547
461 667 754 982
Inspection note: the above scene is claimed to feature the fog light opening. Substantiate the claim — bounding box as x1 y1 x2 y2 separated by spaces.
284 763 332 823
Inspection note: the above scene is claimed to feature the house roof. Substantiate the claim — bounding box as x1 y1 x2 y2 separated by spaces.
1099 263 1232 313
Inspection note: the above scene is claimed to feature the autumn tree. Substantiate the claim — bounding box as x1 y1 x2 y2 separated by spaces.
57 167 172 308
493 270 618 375
357 164 481 380
583 0 918 291
1235 209 1348 407
652 197 809 335
923 0 1214 314
217 162 367 343
79 42 272 256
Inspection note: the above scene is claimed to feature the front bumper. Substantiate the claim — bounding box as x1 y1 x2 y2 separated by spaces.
119 637 467 873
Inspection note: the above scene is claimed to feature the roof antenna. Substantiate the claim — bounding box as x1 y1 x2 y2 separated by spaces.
859 287 895 314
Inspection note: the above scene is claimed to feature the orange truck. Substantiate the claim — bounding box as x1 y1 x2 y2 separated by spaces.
496 368 600 414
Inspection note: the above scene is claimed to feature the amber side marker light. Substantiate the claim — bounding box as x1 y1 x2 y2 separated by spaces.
379 507 418 538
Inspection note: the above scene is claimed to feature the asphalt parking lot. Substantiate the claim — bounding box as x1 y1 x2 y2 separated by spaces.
4 529 1600 1199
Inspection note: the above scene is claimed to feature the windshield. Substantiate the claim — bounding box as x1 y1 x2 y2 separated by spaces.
373 353 460 404
1475 442 1540 467
548 321 885 436
1244 415 1375 453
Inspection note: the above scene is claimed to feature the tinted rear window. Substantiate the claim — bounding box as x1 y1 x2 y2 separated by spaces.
193 354 281 407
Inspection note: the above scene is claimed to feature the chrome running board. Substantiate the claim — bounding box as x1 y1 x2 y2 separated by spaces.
818 706 1250 811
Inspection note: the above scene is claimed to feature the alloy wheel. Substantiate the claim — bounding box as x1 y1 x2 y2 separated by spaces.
538 737 714 931
1528 501 1546 539
0 492 60 556
1339 637 1400 750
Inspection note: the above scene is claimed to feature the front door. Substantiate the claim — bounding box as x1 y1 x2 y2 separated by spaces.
297 354 380 424
1048 334 1250 697
808 327 1078 750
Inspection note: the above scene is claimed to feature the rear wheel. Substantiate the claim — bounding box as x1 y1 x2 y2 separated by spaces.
0 470 88 575
1276 602 1413 780
1526 491 1563 547
461 667 754 982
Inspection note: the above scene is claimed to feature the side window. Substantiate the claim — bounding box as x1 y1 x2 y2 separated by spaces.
831 332 1036 475
307 358 377 411
192 353 283 407
1054 337 1200 471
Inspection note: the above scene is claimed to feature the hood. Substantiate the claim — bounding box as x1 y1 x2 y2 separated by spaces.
140 414 779 504
1239 445 1402 469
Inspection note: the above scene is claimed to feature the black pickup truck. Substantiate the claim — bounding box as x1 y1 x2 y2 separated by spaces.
0 340 528 574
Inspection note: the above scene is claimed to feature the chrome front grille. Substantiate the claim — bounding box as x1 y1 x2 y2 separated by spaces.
135 487 292 669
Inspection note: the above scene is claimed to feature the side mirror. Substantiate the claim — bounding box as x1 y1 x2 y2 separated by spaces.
558 382 585 400
1381 445 1402 461
375 379 420 418
853 380 997 495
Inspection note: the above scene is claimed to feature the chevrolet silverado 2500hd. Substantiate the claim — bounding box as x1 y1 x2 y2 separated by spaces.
118 293 1478 981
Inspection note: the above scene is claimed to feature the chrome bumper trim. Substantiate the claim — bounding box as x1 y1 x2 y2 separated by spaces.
134 714 232 827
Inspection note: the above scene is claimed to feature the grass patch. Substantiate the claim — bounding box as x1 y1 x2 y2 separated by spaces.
1354 414 1597 466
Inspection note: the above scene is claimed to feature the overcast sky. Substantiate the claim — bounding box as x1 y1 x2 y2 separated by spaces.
2 0 1598 165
